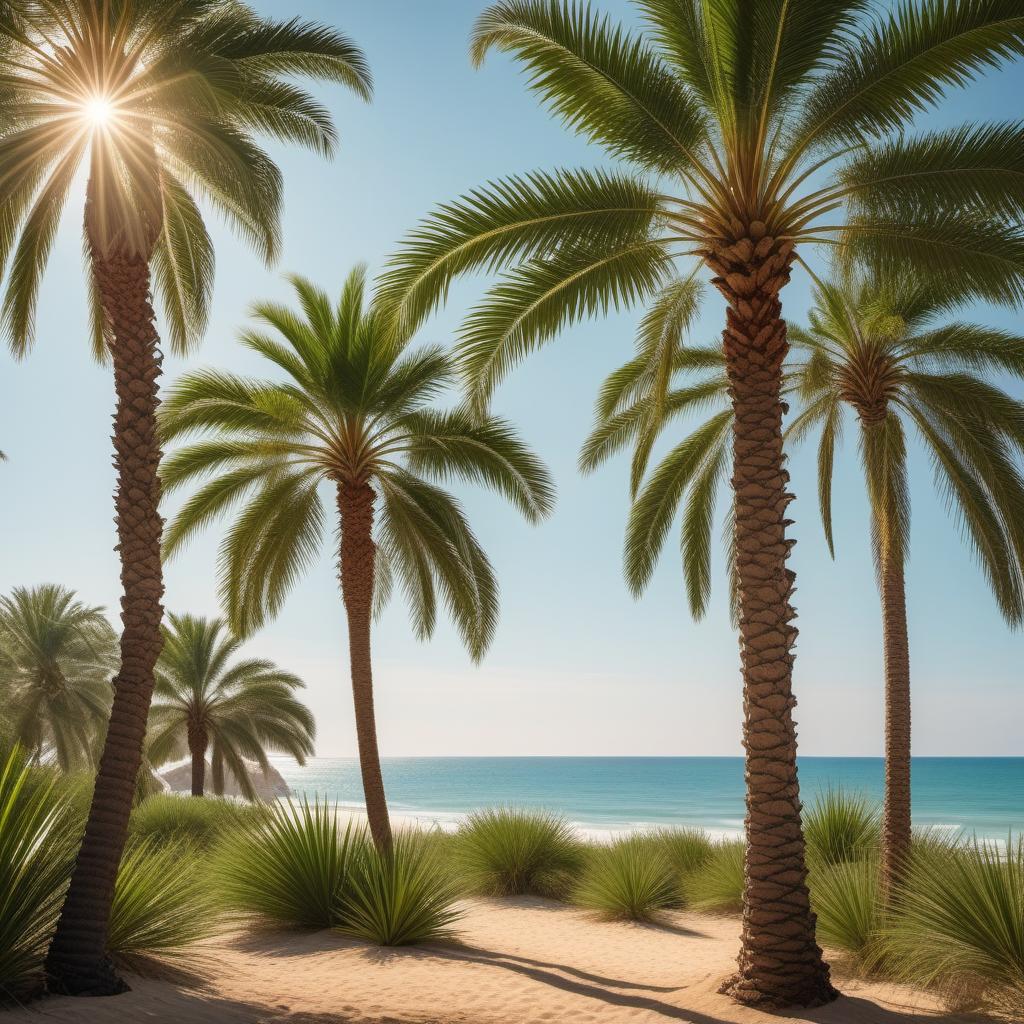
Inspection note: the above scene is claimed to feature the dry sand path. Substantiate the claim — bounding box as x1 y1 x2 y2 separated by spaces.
3 898 984 1024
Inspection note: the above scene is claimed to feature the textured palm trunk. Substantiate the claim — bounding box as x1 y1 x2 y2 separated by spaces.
45 250 165 996
878 538 912 897
188 721 208 797
704 229 836 1009
337 480 392 851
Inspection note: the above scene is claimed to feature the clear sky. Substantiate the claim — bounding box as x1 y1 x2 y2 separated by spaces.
2 1 1022 757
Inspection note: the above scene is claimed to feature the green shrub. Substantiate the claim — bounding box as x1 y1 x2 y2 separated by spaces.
803 788 880 867
130 793 266 850
881 836 1024 1014
455 808 583 899
809 857 880 959
339 832 462 945
684 839 745 913
574 835 679 920
108 840 220 967
0 749 76 1000
216 798 364 928
646 826 713 879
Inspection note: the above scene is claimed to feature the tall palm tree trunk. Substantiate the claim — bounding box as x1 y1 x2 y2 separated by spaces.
706 231 835 1009
878 539 911 897
188 721 208 797
337 480 392 851
46 250 165 996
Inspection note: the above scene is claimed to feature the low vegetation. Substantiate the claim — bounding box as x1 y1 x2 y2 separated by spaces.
803 789 881 867
129 793 267 850
683 840 745 913
575 835 679 921
456 808 583 898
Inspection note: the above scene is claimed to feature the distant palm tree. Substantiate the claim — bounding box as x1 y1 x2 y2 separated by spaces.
160 268 554 850
0 585 116 771
381 2 1024 1006
146 613 314 798
0 0 370 995
588 269 1024 899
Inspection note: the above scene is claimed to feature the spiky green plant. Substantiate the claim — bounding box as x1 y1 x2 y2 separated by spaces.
147 614 315 798
0 2 371 992
339 832 462 946
456 808 583 899
803 789 880 868
0 748 76 1000
881 836 1024 1015
0 585 117 771
216 798 365 929
684 840 745 914
128 793 267 851
383 2 1024 1005
642 826 713 881
574 835 679 921
808 858 880 961
161 268 554 851
107 840 219 968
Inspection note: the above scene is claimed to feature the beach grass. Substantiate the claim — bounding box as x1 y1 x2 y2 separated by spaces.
455 808 584 899
574 834 680 920
216 797 364 929
108 839 220 968
129 793 267 850
683 840 745 913
804 788 881 867
339 831 462 945
808 857 881 960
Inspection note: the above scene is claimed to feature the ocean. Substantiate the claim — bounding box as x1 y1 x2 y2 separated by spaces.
275 756 1024 841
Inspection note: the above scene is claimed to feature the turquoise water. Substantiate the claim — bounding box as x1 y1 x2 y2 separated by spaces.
275 757 1024 840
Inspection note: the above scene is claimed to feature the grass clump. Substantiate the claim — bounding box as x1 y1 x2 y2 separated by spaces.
340 832 462 945
108 840 220 968
217 798 363 928
574 835 679 921
881 836 1024 1015
803 788 880 867
684 839 744 913
0 749 76 1000
646 826 713 880
130 793 266 850
456 808 583 899
809 857 880 960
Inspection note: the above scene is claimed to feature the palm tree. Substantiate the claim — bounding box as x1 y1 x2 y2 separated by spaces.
0 584 117 771
159 268 554 850
588 268 1024 902
146 613 314 798
0 1 371 995
787 272 1024 894
380 1 1024 1006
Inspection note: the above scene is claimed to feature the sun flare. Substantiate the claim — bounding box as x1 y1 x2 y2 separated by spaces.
82 95 115 127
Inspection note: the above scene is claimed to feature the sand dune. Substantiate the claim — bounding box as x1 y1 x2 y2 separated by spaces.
4 898 981 1024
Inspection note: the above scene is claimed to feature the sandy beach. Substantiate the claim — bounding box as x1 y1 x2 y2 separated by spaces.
4 897 980 1024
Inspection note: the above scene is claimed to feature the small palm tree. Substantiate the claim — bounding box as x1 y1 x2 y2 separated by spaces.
589 268 1024 901
0 2 370 993
381 2 1024 1006
146 614 314 799
0 585 117 771
160 268 554 850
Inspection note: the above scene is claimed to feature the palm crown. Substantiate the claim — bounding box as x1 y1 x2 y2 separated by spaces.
146 613 314 799
0 584 117 771
0 0 371 354
160 267 555 656
381 0 1024 403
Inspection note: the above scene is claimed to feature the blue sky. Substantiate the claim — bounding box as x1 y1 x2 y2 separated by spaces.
1 1 1022 756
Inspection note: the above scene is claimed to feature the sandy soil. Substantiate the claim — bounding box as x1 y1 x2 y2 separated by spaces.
3 898 984 1024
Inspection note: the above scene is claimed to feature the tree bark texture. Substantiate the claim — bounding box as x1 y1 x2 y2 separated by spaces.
337 481 392 851
46 251 165 995
188 721 208 797
704 228 836 1009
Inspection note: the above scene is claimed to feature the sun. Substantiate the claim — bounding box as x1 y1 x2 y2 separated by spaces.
82 95 116 128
